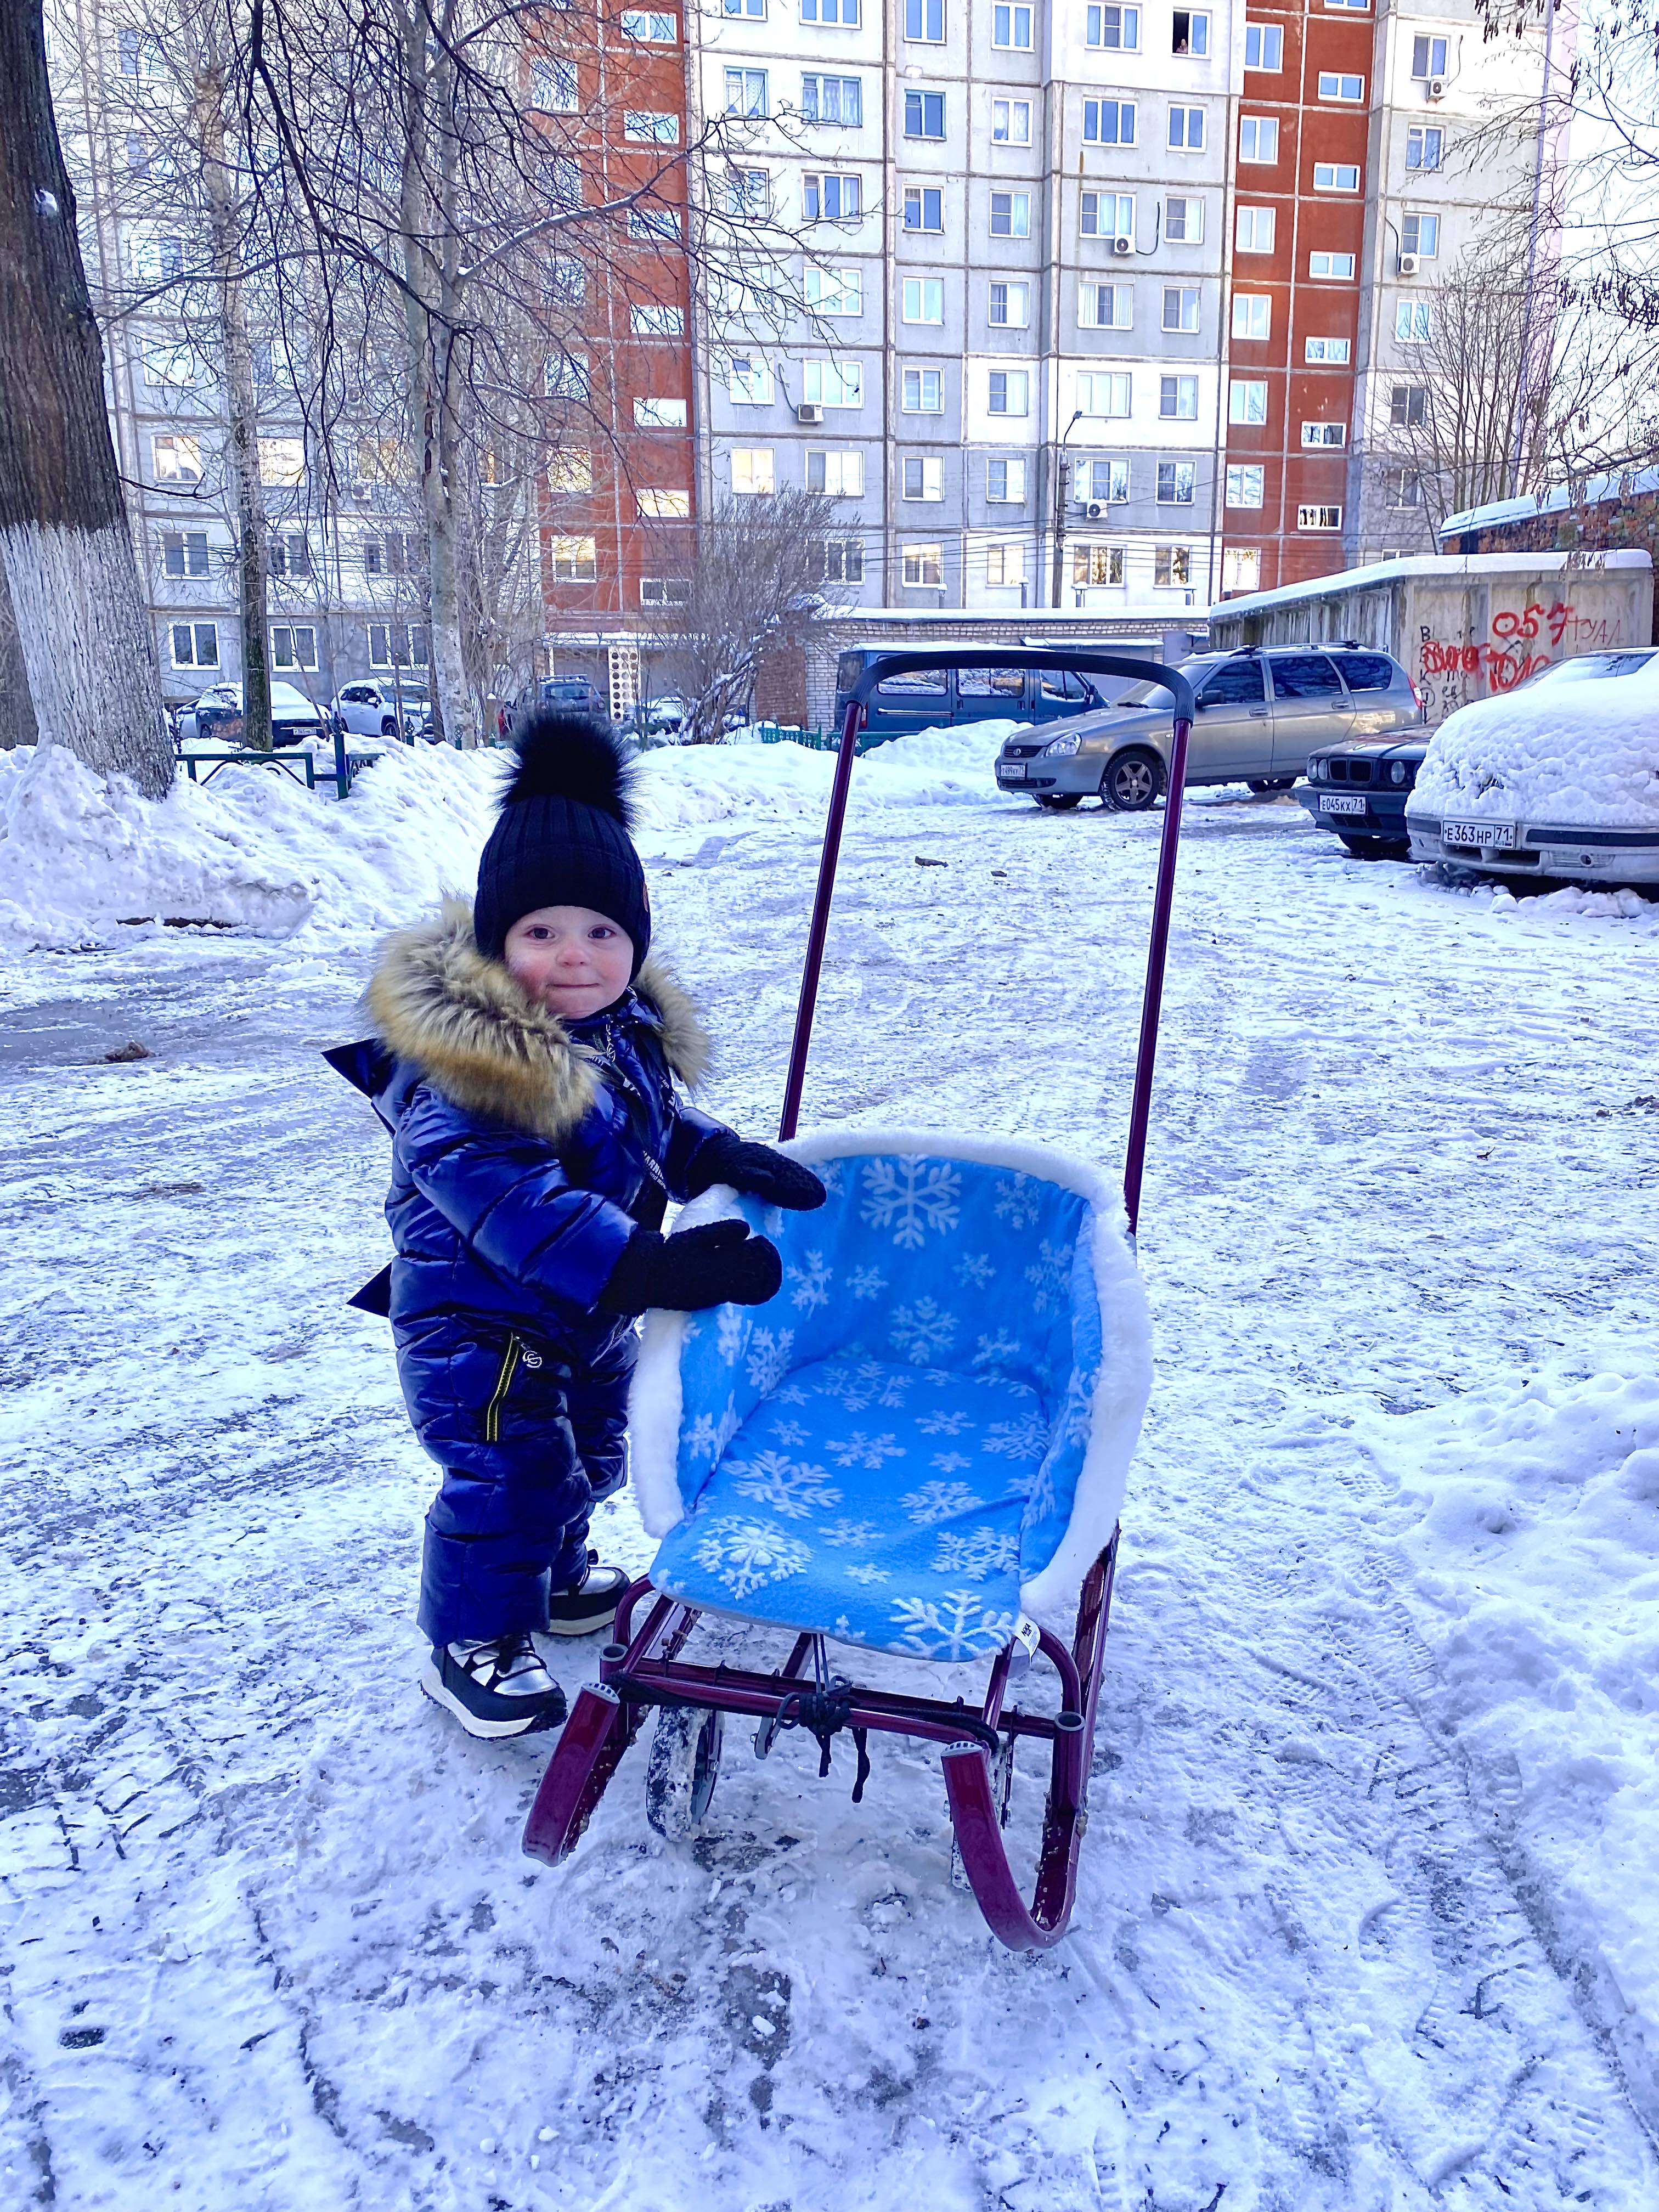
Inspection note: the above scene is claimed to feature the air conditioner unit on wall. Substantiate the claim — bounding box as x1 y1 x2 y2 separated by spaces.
1398 252 1419 276
795 402 823 424
1084 500 1107 519
1111 235 1133 257
1427 76 1446 99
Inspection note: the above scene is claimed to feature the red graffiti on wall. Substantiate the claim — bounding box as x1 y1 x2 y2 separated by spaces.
1418 600 1628 702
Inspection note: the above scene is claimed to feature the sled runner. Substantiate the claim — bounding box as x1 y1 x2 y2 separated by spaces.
523 650 1196 1950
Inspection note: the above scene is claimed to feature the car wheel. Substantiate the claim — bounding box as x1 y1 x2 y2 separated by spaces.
1248 777 1296 794
1035 793 1081 811
1102 748 1164 812
381 718 398 737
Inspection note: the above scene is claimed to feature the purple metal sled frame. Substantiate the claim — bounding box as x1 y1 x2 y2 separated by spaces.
524 649 1195 1950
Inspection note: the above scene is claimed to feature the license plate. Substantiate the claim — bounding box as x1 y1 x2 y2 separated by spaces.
1320 794 1366 816
997 762 1027 782
1442 820 1517 850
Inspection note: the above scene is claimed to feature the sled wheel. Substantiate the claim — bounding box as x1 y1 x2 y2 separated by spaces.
645 1704 724 1840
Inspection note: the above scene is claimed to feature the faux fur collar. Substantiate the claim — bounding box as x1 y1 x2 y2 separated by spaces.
366 897 711 1141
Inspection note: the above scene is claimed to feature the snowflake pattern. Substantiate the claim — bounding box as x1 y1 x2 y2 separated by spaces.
890 1298 957 1365
955 1250 996 1289
717 1308 752 1368
729 1451 843 1520
847 1266 888 1301
973 1330 1022 1374
769 1418 809 1447
845 1564 890 1587
993 1175 1043 1231
685 1395 741 1470
890 1590 1019 1662
930 1526 1022 1583
861 1156 963 1249
1024 1240 1070 1316
916 1408 970 1437
900 1480 985 1526
746 1328 795 1395
822 1519 882 1549
930 1449 973 1474
788 1250 833 1313
984 1412 1049 1463
691 1517 811 1600
829 1431 905 1471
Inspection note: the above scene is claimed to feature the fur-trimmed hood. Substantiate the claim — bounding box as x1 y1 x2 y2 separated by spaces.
366 897 711 1142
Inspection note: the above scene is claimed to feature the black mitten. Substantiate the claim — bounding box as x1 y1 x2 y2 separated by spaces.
690 1133 827 1211
597 1220 782 1314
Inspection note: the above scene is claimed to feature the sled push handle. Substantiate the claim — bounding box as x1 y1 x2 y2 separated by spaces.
777 648 1196 1236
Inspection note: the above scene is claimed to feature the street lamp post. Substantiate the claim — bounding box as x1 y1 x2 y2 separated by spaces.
1051 409 1085 610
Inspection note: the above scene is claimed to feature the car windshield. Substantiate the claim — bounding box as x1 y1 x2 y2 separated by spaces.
1112 657 1222 709
1536 652 1656 683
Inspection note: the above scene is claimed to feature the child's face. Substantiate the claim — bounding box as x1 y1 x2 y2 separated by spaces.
503 904 635 1022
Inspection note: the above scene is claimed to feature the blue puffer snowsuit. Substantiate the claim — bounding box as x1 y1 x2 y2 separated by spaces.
334 900 729 1645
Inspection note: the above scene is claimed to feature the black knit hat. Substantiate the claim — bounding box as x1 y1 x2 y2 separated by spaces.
473 711 650 973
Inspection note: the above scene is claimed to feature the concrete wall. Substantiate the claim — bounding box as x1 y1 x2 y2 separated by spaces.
1206 549 1652 721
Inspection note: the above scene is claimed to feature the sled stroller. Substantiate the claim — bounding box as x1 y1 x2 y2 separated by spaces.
524 650 1197 1950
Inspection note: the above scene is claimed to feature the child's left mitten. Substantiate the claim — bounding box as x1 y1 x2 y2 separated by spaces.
690 1134 826 1211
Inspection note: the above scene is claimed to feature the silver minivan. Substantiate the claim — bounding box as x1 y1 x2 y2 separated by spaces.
994 646 1424 810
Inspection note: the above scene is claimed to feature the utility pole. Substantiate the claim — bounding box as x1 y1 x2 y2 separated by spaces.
1050 408 1083 610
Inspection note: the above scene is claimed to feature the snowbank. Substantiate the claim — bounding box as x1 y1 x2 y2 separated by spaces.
0 723 1015 950
1378 1367 1659 2093
1411 659 1659 828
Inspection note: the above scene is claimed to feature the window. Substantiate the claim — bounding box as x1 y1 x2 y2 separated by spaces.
1412 35 1449 78
369 622 430 668
1077 458 1126 504
1080 191 1133 239
1314 162 1361 190
154 435 202 484
1239 115 1279 161
550 537 599 583
725 67 769 116
804 358 862 405
990 191 1030 238
989 279 1030 326
902 544 944 586
985 544 1025 588
1160 374 1198 419
1326 0 1370 9
903 366 944 411
1168 105 1205 150
639 490 691 518
1086 5 1139 48
1222 547 1261 591
804 266 862 313
993 98 1032 144
1395 300 1431 343
805 448 865 494
1244 20 1283 66
1172 8 1209 52
725 0 764 12
1154 545 1194 588
902 277 945 323
1231 295 1271 340
802 75 862 123
803 0 861 19
363 532 414 575
904 89 946 137
902 456 944 500
1079 371 1132 416
268 534 311 579
731 449 776 494
540 156 583 209
1305 335 1351 363
906 0 945 36
357 436 407 484
1318 72 1365 101
631 303 685 335
545 256 586 306
1390 383 1427 427
161 529 210 578
629 206 682 241
548 450 592 492
1157 461 1197 505
132 232 188 284
1296 505 1342 529
803 171 860 220
622 11 680 40
993 3 1034 47
1402 213 1440 257
641 577 692 607
809 539 864 584
1080 281 1132 328
1074 544 1127 586
1339 654 1397 691
1386 469 1423 508
170 622 218 669
625 111 679 144
635 396 689 425
1084 98 1137 144
726 353 774 404
986 457 1027 501
725 168 770 221
1165 195 1203 242
117 27 167 75
143 340 201 386
1301 421 1346 446
1308 251 1356 279
903 186 944 232
986 368 1029 414
1229 378 1268 424
270 624 318 671
532 58 579 111
1225 465 1265 507
1406 126 1443 171
1235 205 1276 252
1162 286 1200 332
547 353 591 398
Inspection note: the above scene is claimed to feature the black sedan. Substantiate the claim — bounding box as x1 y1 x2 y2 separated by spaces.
1297 737 1430 859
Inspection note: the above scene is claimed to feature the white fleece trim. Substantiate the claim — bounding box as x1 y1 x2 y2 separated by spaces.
624 1128 1153 1622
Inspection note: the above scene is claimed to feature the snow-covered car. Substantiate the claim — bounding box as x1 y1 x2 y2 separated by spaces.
334 680 433 739
174 682 333 747
1407 656 1659 884
1517 648 1659 690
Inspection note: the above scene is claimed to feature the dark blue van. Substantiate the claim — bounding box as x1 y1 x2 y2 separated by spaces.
834 651 1111 742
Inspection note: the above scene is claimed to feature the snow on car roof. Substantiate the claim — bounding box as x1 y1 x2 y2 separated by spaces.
1411 656 1659 830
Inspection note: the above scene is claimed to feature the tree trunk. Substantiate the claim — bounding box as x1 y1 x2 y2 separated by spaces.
0 1 170 793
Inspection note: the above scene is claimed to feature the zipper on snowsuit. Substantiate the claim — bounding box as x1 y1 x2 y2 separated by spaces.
484 1333 523 1443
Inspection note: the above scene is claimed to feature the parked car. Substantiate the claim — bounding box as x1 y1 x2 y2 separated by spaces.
539 675 606 714
837 652 1112 744
1519 648 1659 689
994 646 1424 811
174 681 333 747
1296 737 1429 859
334 680 433 740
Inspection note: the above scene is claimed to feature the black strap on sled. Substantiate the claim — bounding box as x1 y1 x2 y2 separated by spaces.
774 1683 873 1804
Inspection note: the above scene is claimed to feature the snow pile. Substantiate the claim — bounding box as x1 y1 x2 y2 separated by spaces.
1378 1366 1659 2089
1411 658 1659 828
634 721 1018 831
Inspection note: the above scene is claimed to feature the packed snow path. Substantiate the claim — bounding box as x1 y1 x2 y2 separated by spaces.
2 789 1656 2211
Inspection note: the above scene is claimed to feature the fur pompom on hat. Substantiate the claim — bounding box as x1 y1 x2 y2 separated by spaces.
472 710 651 970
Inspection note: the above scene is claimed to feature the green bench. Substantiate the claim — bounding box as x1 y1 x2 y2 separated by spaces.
177 737 387 798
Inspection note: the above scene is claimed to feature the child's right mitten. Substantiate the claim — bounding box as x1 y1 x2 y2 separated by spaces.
598 1220 782 1314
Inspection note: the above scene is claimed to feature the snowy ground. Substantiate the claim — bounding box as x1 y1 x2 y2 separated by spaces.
3 766 1658 2210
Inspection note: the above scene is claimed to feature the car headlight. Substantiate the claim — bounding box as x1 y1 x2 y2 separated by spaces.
1310 758 1325 782
1390 760 1408 786
1043 733 1081 758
